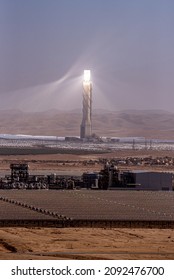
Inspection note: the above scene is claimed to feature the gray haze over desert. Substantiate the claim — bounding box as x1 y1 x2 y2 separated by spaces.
0 109 174 140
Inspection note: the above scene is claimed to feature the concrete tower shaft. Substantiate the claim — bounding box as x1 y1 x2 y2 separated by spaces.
80 70 92 139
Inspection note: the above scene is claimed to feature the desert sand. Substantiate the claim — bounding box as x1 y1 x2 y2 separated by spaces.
1 227 174 260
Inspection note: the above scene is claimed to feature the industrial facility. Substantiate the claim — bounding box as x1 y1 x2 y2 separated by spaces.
83 163 173 191
0 163 173 191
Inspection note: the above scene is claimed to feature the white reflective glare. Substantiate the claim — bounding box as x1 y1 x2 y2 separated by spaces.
84 70 91 82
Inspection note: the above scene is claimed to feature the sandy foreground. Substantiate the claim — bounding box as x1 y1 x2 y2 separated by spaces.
0 227 174 260
0 149 174 260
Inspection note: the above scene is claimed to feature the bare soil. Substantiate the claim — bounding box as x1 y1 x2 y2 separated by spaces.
0 227 174 260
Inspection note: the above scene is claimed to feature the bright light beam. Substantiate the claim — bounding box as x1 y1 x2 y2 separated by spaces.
84 70 91 82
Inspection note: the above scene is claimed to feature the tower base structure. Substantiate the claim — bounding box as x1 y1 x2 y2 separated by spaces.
80 122 92 139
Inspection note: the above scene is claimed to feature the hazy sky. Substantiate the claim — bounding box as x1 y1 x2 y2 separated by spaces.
0 0 174 112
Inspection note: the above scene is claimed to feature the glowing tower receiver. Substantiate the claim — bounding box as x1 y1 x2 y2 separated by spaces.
80 70 92 138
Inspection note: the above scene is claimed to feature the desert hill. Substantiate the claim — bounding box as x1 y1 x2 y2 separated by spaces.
0 109 173 139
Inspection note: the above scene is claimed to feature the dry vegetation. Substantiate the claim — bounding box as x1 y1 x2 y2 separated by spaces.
1 149 174 174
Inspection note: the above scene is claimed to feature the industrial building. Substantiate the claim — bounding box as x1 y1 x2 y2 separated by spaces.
95 163 173 191
0 163 173 191
120 170 172 191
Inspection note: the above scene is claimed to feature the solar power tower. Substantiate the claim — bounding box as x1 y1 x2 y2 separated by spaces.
80 70 92 139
